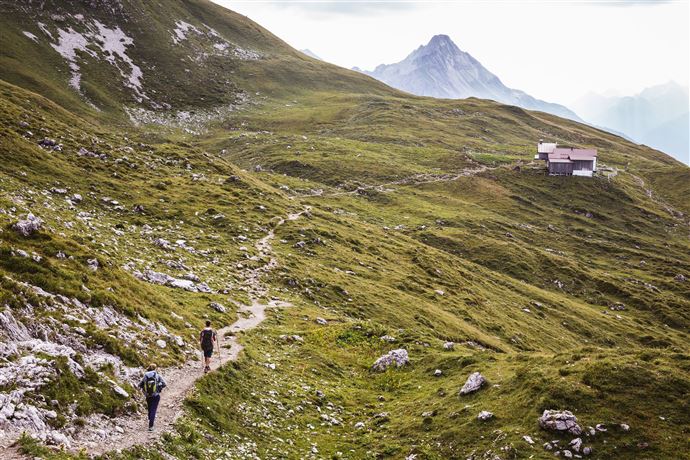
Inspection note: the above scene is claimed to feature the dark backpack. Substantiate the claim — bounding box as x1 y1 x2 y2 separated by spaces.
201 329 214 350
144 372 158 397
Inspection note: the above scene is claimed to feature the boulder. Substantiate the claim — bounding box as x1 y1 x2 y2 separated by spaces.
168 279 197 291
12 214 43 236
0 310 31 341
459 372 486 395
156 339 167 349
570 437 582 452
443 341 455 350
477 411 493 421
210 302 226 313
112 384 129 398
371 349 409 372
87 258 99 271
538 410 582 435
153 238 171 249
196 282 212 293
675 274 686 282
46 430 71 448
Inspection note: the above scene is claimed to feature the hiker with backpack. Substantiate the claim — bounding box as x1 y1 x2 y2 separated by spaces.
199 320 218 373
138 364 166 432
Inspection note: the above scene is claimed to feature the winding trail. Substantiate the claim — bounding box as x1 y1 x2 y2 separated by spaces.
3 208 307 458
294 165 491 198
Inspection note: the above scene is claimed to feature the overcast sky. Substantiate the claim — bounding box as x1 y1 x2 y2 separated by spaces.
213 1 689 106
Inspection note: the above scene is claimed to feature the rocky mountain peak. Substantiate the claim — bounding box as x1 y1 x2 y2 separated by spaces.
363 34 581 121
426 34 456 50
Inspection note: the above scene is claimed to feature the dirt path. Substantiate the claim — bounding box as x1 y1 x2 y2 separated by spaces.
295 166 491 198
2 208 307 458
629 172 687 223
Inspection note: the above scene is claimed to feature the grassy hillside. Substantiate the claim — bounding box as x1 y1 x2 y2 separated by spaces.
0 0 394 123
0 1 688 459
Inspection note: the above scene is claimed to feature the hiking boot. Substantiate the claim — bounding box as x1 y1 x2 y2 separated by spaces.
148 426 154 432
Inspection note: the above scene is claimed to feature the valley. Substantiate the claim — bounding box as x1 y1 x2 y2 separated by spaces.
0 1 688 459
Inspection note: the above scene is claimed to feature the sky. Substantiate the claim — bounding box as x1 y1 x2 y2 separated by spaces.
213 0 689 106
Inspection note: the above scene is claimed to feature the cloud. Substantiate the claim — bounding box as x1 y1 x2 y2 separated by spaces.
583 0 675 6
223 0 676 17
226 0 418 16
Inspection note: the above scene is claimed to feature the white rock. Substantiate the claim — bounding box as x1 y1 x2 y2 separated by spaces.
46 430 71 448
13 213 43 236
477 411 493 421
570 437 582 452
156 339 167 348
539 410 582 435
112 384 129 398
210 302 226 313
459 372 486 395
371 349 409 372
87 258 99 271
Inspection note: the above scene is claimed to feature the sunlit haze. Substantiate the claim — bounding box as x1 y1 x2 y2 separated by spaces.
216 0 689 106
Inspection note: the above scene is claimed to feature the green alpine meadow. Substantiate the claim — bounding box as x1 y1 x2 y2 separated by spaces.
0 1 688 459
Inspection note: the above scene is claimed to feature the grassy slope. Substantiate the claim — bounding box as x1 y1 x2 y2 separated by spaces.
0 1 688 459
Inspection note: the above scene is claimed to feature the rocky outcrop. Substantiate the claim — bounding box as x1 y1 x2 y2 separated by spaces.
0 278 198 444
131 268 213 292
210 302 226 313
538 409 582 435
12 213 43 236
371 349 409 372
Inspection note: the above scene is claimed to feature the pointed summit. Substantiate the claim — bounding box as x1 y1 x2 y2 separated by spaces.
363 35 581 121
427 34 455 48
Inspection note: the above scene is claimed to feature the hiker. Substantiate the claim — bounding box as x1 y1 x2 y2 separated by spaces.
138 364 166 432
199 320 217 373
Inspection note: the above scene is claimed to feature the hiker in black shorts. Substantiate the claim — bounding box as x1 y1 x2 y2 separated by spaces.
199 320 217 373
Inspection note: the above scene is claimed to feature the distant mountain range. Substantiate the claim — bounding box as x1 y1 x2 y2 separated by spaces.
300 49 322 60
359 35 582 122
572 82 689 164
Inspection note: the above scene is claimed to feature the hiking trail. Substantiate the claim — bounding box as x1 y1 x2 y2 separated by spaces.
3 208 308 458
